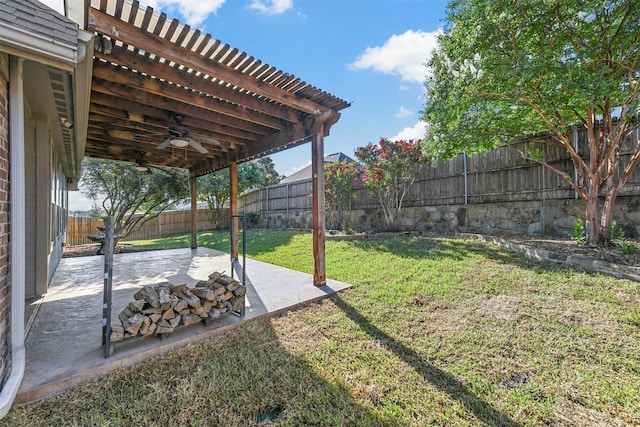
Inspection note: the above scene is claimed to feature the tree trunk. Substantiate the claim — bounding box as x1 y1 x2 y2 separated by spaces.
600 189 618 245
584 193 599 246
377 191 394 228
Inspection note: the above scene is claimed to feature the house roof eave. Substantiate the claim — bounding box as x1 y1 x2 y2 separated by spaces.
0 20 78 71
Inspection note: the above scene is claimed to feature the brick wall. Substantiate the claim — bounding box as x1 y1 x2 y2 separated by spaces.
0 70 10 388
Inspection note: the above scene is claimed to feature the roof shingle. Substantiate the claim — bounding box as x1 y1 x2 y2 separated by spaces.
0 0 78 47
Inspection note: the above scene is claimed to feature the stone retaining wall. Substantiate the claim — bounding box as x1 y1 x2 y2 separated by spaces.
249 196 640 238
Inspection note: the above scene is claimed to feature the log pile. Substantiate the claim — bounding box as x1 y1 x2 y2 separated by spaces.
110 271 245 342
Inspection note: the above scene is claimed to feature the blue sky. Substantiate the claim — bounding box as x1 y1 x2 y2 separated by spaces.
44 0 449 209
140 0 449 176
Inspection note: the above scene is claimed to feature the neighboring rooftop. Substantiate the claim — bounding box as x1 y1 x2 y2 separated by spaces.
0 0 79 47
279 152 356 184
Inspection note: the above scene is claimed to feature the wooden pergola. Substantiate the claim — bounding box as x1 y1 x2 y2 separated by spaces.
84 0 350 285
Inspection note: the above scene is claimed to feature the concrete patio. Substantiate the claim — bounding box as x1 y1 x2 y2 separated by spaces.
17 248 352 405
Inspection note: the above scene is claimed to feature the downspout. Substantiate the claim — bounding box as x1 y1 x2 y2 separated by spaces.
0 56 26 419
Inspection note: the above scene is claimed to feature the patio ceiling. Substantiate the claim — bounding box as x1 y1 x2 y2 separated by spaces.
85 0 350 176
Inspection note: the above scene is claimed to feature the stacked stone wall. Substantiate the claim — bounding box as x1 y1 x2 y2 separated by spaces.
251 196 640 239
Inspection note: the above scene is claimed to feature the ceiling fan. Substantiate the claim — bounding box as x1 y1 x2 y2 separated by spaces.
128 151 162 174
156 114 219 155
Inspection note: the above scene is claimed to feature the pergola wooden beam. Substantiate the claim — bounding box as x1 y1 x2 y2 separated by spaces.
89 91 271 138
91 63 289 130
311 132 326 286
86 0 350 291
88 7 327 115
94 47 302 124
191 110 340 176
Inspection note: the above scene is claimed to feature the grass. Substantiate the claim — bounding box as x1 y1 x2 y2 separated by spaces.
5 231 640 426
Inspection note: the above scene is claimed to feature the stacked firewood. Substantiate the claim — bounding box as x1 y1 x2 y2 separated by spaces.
111 272 245 342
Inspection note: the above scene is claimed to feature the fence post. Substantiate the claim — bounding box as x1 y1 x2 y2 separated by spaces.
102 216 114 358
463 150 468 205
266 186 270 229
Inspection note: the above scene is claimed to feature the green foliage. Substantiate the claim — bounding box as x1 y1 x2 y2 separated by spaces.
568 217 587 245
197 162 264 229
256 156 281 186
355 138 428 229
87 205 103 218
18 231 639 425
610 220 622 240
619 239 638 255
423 0 640 246
610 220 638 254
245 212 261 228
324 160 360 232
625 310 640 327
81 158 189 238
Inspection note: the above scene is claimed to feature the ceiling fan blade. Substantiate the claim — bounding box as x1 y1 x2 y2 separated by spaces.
194 136 220 145
188 138 209 154
157 137 172 150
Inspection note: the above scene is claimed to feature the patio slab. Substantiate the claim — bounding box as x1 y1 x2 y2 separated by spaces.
16 247 351 405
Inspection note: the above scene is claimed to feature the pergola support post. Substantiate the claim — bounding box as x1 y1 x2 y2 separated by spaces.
230 162 239 261
190 175 197 249
311 132 326 286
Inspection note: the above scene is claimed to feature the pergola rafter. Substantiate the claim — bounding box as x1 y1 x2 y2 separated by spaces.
85 0 349 285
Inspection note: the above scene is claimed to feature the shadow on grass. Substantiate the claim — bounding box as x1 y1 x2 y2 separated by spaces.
8 319 393 426
238 229 301 256
333 294 523 427
126 230 300 256
341 236 498 261
345 235 573 274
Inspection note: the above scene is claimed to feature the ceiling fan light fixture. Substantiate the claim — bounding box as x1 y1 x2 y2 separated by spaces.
134 159 149 172
170 138 190 148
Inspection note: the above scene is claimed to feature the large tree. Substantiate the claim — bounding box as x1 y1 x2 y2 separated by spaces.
423 0 640 245
256 156 281 186
355 139 429 229
197 162 264 229
324 160 360 232
82 158 190 239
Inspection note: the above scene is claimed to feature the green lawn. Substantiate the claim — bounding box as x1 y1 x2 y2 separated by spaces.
5 231 639 426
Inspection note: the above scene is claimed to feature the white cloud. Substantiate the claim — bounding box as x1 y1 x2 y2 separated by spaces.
69 190 100 212
395 106 413 119
39 0 64 14
390 121 427 141
144 0 226 27
248 0 293 14
348 29 442 83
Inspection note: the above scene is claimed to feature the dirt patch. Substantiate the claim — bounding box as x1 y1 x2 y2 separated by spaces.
552 397 630 427
477 295 520 321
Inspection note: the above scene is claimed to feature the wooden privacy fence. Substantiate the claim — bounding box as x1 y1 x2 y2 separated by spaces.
68 123 640 244
67 208 223 246
67 217 104 246
241 179 313 214
241 125 640 214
